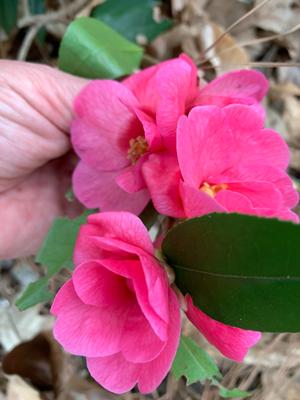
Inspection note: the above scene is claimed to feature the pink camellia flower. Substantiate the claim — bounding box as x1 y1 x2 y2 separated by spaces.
143 104 299 222
71 56 268 215
51 212 260 394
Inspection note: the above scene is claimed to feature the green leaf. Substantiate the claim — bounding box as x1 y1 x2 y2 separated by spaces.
172 336 221 384
36 210 92 273
16 210 92 310
28 0 46 44
217 384 250 398
172 336 249 397
58 17 143 79
91 0 172 43
16 277 53 311
0 0 18 34
162 213 300 332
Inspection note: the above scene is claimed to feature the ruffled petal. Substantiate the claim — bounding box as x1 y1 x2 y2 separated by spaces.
85 211 154 254
72 80 141 170
121 302 166 363
198 69 268 105
123 64 161 114
72 260 132 308
73 161 149 213
137 289 181 393
185 295 261 362
142 153 185 218
87 352 140 394
180 181 225 218
215 190 254 214
100 258 168 341
177 107 236 186
226 181 282 209
116 159 146 193
222 105 290 169
51 281 129 357
156 57 198 152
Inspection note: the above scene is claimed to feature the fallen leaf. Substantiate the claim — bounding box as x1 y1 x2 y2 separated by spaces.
6 375 41 400
0 301 53 352
254 0 300 34
199 21 249 73
3 332 70 395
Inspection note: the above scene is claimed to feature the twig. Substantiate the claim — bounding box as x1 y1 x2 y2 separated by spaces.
17 24 42 60
202 62 300 71
197 23 300 67
202 0 273 56
18 0 90 28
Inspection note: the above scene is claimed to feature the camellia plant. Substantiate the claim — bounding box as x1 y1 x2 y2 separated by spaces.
16 15 300 398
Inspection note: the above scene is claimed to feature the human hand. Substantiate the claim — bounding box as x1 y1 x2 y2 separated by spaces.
0 61 88 259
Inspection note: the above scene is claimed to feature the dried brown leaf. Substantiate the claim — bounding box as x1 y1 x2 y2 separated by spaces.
254 0 300 34
200 21 249 73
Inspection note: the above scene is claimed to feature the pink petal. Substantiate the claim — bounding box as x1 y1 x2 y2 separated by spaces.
134 107 162 151
198 69 268 105
87 352 140 394
177 106 236 186
180 181 225 218
274 173 299 208
86 211 154 255
73 161 149 213
156 57 198 152
138 289 181 393
214 165 298 209
142 153 185 218
185 295 261 362
121 302 166 363
116 159 146 193
100 258 168 341
123 64 161 114
51 280 129 357
276 209 299 223
222 105 290 169
215 190 254 214
86 289 181 394
72 260 132 308
74 223 113 267
227 181 282 209
139 255 169 324
72 80 141 170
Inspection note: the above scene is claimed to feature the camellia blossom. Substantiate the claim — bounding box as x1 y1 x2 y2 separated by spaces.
143 104 299 222
51 212 260 394
71 55 268 215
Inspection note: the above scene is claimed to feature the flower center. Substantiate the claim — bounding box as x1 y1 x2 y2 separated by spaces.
200 182 228 197
127 136 148 165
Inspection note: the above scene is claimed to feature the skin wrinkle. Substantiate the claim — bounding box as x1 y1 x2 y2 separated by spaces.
0 61 87 258
5 82 67 139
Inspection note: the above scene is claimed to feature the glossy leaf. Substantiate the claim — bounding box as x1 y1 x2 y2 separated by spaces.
0 0 18 34
16 211 92 310
58 17 143 79
162 213 300 332
92 0 172 43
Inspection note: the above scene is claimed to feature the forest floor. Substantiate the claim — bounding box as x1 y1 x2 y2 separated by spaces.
1 1 300 399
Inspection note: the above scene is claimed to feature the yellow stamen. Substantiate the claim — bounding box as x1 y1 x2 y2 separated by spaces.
127 136 148 165
200 182 228 197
